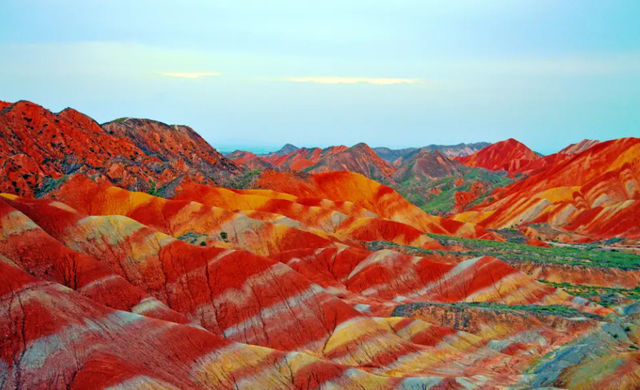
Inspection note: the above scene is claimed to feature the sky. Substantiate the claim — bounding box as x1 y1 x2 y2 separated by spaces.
1 1 639 154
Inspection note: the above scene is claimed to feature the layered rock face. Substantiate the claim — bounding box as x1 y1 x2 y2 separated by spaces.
454 138 542 177
2 100 640 389
455 137 640 240
3 189 633 390
0 101 241 197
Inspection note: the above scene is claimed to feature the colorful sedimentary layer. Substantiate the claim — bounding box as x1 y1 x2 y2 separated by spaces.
265 146 348 171
2 100 640 389
254 170 501 240
3 190 631 389
303 143 397 184
0 101 241 197
455 138 542 177
455 137 640 240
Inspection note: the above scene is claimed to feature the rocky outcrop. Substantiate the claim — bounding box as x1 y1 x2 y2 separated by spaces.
0 101 242 196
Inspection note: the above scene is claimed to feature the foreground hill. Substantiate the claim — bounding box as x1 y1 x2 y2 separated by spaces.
0 101 242 197
3 180 639 389
455 137 640 240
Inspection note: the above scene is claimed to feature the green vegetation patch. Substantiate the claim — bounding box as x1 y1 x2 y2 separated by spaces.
35 175 69 198
177 232 209 246
428 233 640 270
539 280 640 307
392 301 602 320
228 169 262 189
365 234 640 271
395 167 513 215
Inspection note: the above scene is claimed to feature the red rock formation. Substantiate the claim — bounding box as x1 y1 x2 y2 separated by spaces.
393 150 462 183
455 137 640 239
226 150 276 170
455 138 541 177
559 139 601 155
454 182 486 212
2 99 639 390
0 101 241 196
254 170 503 240
304 143 397 183
5 191 610 389
265 145 348 171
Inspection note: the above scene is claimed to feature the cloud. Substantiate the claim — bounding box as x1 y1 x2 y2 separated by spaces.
159 72 220 79
283 77 423 85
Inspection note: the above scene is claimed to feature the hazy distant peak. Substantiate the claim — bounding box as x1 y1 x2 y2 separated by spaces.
274 143 300 156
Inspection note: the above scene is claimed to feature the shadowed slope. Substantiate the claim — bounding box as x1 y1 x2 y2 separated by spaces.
392 150 462 183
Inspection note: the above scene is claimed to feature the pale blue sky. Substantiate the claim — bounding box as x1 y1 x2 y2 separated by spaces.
1 1 639 154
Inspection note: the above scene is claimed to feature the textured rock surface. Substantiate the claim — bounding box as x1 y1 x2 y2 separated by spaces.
455 138 542 177
254 170 501 240
2 100 640 389
0 101 241 196
454 137 640 240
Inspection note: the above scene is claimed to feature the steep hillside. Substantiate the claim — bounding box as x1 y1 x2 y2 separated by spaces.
455 138 541 177
0 101 241 196
454 137 640 240
102 117 241 180
392 150 461 183
385 150 513 216
265 145 348 171
559 139 601 155
3 99 640 389
304 143 397 183
253 170 502 240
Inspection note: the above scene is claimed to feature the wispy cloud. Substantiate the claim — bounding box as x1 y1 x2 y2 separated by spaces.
283 77 423 85
159 72 220 79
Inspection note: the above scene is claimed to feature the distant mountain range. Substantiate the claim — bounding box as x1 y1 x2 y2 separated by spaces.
373 142 491 163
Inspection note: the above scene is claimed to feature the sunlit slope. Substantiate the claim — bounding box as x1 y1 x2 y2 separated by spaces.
254 170 501 240
2 193 636 389
0 195 566 388
0 196 189 324
455 138 541 177
51 175 444 251
455 137 640 239
1 258 476 390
